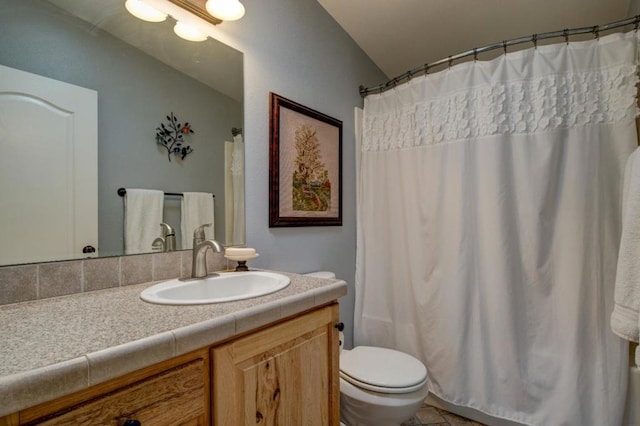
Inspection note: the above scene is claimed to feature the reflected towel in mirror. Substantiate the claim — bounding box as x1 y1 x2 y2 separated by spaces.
124 188 164 255
181 192 215 249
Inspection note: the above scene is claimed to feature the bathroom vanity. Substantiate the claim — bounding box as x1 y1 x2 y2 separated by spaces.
0 271 345 425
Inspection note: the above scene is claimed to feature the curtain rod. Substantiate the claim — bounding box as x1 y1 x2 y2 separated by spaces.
359 15 640 97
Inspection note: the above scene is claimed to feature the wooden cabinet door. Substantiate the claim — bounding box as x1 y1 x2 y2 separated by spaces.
212 304 340 426
23 359 207 426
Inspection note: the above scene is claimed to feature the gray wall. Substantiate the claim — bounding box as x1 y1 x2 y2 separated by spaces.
0 0 242 255
209 0 386 347
629 0 640 16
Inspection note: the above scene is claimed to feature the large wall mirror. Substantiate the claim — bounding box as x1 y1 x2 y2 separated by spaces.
0 0 244 266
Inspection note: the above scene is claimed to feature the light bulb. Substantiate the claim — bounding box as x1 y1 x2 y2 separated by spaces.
205 0 245 21
125 0 167 22
173 21 208 42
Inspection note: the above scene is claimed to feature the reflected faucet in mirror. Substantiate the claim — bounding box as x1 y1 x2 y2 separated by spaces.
191 224 224 278
152 223 176 252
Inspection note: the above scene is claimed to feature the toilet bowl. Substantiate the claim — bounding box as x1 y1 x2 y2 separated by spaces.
339 346 429 425
304 272 429 426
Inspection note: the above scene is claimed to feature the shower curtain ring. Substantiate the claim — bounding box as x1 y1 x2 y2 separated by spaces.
447 56 453 68
593 25 599 39
635 16 639 32
563 29 569 44
502 40 508 55
473 48 478 62
532 34 538 49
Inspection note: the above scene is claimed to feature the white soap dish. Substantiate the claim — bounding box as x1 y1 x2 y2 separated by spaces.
224 253 259 262
224 253 259 271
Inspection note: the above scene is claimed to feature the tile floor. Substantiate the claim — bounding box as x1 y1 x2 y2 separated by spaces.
401 401 486 426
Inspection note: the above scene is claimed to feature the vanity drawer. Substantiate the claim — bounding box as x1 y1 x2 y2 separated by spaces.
25 359 206 426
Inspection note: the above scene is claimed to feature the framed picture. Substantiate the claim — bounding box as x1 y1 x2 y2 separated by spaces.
269 93 343 227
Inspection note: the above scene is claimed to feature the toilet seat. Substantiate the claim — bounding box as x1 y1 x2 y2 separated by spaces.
340 346 428 394
340 371 428 394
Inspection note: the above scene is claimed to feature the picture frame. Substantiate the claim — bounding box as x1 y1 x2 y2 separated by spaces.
269 93 343 227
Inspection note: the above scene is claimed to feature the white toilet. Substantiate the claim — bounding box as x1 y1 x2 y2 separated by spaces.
304 272 429 426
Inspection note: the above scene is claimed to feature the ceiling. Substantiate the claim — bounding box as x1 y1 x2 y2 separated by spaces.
318 0 631 82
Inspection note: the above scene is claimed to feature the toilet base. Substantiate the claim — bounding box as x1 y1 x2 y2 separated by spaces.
339 377 428 426
340 403 418 426
340 417 413 426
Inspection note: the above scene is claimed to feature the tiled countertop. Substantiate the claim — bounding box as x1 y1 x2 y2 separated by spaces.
0 270 347 417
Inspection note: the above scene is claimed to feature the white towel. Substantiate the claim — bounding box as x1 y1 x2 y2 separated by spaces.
124 189 164 255
181 192 215 249
611 147 640 343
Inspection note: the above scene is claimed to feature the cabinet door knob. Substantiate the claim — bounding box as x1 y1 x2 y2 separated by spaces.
123 420 141 426
335 322 344 331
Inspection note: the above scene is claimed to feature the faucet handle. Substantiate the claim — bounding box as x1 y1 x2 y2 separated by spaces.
193 223 212 242
152 237 165 251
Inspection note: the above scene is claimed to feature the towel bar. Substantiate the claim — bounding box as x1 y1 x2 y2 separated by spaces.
117 188 214 198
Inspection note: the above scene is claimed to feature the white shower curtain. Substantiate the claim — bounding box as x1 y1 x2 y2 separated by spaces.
224 134 246 245
355 32 639 425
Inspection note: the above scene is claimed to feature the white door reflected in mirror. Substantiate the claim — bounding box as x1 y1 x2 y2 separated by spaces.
0 64 97 265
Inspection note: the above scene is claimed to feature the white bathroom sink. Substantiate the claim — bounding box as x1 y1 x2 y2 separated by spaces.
140 271 291 305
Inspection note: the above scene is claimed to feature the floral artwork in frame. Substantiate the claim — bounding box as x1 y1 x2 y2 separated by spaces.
269 93 343 227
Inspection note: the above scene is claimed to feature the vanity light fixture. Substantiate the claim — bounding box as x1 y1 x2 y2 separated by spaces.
125 0 168 22
125 0 245 43
205 0 245 21
173 21 208 41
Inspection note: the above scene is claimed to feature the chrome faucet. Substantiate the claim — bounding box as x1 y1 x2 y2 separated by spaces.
152 223 177 252
152 236 165 252
162 223 176 252
191 224 224 278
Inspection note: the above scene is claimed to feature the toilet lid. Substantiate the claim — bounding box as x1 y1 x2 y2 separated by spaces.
340 346 428 393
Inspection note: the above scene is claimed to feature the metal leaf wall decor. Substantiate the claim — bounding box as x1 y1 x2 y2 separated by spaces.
155 112 194 162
